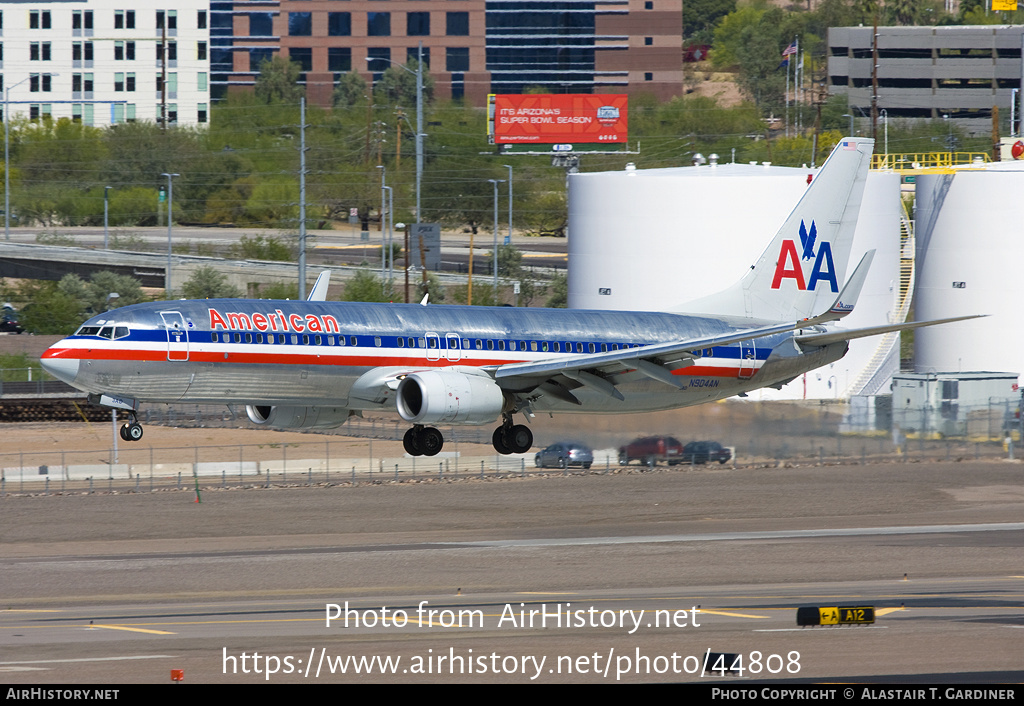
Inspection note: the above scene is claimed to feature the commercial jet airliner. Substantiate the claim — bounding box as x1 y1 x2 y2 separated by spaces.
40 138 973 457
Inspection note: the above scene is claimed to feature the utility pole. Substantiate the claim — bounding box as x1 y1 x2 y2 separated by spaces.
871 16 879 139
298 97 308 299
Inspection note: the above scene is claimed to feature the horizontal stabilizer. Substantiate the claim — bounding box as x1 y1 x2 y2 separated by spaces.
795 315 985 348
801 249 874 326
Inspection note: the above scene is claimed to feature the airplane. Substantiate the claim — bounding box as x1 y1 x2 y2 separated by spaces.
39 137 975 457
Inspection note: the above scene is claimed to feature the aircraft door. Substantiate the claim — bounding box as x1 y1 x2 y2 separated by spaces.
738 340 755 380
445 333 462 362
160 311 189 362
425 332 441 361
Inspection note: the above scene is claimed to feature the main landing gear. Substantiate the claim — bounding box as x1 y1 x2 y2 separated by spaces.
491 415 532 455
403 425 444 457
401 415 534 457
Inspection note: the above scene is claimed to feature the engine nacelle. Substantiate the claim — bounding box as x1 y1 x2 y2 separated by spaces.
245 405 351 430
396 370 505 425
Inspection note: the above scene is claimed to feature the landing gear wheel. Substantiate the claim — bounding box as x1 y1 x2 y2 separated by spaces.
492 427 512 455
126 423 144 441
421 427 444 456
506 424 533 454
119 423 131 441
403 427 423 456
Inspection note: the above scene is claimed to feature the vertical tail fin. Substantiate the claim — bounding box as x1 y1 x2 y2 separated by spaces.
674 137 874 322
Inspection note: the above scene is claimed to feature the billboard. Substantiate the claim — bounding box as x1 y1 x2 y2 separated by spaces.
490 94 628 145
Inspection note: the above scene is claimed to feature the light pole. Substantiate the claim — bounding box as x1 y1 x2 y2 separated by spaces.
103 186 112 249
879 109 888 162
161 172 179 294
488 179 505 294
376 165 386 280
502 164 512 245
4 76 32 240
365 44 424 224
384 185 393 282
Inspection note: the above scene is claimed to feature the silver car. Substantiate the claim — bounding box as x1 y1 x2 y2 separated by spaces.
534 441 593 469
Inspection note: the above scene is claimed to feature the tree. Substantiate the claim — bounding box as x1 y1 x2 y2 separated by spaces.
181 266 243 299
373 60 434 108
254 56 305 104
545 272 568 308
342 269 397 302
332 72 368 108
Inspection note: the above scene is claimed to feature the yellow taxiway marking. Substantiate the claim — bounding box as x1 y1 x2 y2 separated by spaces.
528 253 568 259
698 609 769 619
515 592 578 595
875 607 906 616
314 244 381 250
88 625 177 635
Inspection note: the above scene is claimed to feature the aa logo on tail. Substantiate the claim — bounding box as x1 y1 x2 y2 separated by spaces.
770 220 838 292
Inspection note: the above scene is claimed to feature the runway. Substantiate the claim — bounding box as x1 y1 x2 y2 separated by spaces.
2 460 1022 683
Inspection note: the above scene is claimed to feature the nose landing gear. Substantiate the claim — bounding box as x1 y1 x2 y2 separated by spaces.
118 415 144 442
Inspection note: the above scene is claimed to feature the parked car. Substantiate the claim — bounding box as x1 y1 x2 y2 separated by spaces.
681 440 731 465
535 441 593 469
618 436 685 466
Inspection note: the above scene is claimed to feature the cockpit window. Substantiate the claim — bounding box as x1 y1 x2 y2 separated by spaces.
97 327 114 339
113 326 129 339
75 325 101 336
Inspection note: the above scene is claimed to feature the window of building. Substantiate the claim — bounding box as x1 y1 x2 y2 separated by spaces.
168 104 177 124
446 12 469 36
328 12 351 36
197 41 207 61
367 12 391 37
198 103 208 123
113 104 125 124
197 10 207 30
250 13 273 37
114 10 136 29
30 11 52 29
446 47 469 72
115 41 124 60
289 12 312 36
644 36 652 46
84 73 93 93
249 47 275 71
30 43 50 61
157 42 177 62
407 46 430 66
73 104 82 122
198 72 207 91
328 47 351 72
127 104 135 122
407 12 429 36
72 10 94 34
644 72 652 81
156 10 176 32
290 47 312 71
115 72 124 91
126 73 135 91
367 47 390 79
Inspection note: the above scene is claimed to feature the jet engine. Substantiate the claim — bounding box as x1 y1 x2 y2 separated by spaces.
245 405 351 430
396 370 505 425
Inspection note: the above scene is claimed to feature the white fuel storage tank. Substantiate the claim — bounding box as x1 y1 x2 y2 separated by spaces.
913 162 1024 377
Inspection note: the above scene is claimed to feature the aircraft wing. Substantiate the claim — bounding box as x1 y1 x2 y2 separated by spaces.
492 320 804 403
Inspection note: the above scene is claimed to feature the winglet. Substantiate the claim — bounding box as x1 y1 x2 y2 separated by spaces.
307 271 331 301
803 249 874 326
420 293 430 306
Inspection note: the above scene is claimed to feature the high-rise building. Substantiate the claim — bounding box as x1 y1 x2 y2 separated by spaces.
211 0 682 107
1 0 212 127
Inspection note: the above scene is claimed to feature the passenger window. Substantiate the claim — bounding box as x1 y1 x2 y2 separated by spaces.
475 339 483 350
234 333 242 343
315 335 322 345
302 334 309 345
409 337 416 347
245 333 253 344
291 334 299 344
589 343 596 353
327 336 334 346
398 337 405 348
554 342 560 352
487 340 494 350
427 338 437 349
418 337 425 348
350 336 357 346
462 338 470 348
374 336 382 347
509 341 517 351
212 332 219 342
499 340 506 351
576 342 583 353
541 341 549 352
601 343 607 352
531 341 538 352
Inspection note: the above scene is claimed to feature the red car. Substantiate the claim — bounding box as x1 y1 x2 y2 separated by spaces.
618 436 685 466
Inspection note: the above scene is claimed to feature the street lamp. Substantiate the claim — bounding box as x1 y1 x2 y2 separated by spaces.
502 164 513 245
376 165 387 280
365 43 424 225
161 172 179 294
488 179 505 293
4 76 32 240
103 186 112 249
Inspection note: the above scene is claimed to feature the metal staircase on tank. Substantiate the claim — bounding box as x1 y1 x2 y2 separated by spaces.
846 199 916 397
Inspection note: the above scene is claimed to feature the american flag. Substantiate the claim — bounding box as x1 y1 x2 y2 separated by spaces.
782 42 797 57
842 140 857 150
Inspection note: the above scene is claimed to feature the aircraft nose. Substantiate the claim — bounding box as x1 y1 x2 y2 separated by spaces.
40 350 80 385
